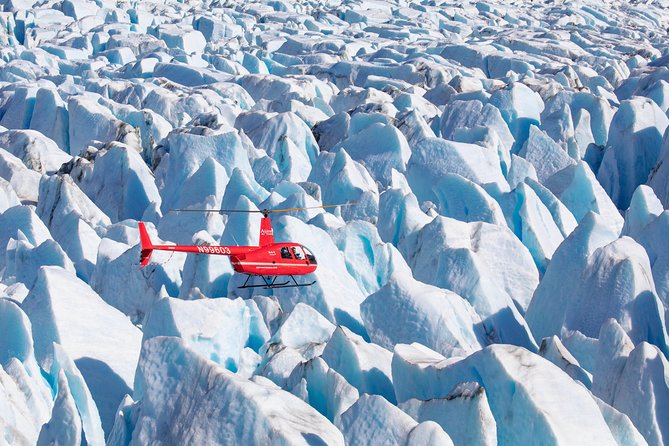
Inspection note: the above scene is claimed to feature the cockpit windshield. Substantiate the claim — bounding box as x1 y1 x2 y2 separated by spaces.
302 246 317 264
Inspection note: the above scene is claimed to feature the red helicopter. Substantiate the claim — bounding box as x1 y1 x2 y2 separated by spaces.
137 205 350 289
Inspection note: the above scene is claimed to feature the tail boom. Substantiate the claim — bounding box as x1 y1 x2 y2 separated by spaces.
138 222 257 267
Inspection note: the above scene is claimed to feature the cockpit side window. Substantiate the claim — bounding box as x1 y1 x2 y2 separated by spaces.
303 246 317 264
291 247 304 260
280 247 293 259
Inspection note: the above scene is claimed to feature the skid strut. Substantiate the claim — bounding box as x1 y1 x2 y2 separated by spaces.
238 274 316 289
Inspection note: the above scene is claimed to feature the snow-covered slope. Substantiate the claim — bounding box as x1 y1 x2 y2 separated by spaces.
1 0 669 444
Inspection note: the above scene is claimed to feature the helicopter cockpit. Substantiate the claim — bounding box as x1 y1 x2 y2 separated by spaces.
280 245 317 264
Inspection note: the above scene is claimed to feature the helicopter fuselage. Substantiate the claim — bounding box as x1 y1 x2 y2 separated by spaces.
229 243 317 276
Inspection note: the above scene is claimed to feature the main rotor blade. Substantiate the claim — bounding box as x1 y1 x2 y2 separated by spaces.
169 209 264 213
169 203 356 214
268 203 356 213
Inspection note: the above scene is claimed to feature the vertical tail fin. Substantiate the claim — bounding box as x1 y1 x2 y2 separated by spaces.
259 216 274 247
138 222 154 267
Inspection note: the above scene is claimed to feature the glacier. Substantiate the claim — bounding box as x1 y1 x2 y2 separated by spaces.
0 0 668 444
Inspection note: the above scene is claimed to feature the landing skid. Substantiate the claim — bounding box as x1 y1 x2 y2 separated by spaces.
238 274 316 289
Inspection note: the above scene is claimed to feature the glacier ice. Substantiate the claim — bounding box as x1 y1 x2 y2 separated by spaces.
0 176 21 211
519 125 575 183
322 326 395 404
45 343 105 445
329 220 412 296
432 173 506 226
0 130 70 174
0 205 52 271
0 148 41 203
84 143 162 222
0 299 52 445
36 173 109 279
263 216 368 337
504 181 566 273
3 236 75 288
623 185 663 238
339 394 453 446
142 297 269 376
407 137 509 205
333 121 410 187
36 370 82 446
158 128 254 212
400 382 497 446
597 97 669 210
539 336 592 388
22 266 142 433
393 343 618 445
91 227 185 323
127 336 345 445
361 273 486 358
607 342 669 446
401 215 538 349
545 160 624 234
488 82 544 151
0 0 668 442
268 302 335 357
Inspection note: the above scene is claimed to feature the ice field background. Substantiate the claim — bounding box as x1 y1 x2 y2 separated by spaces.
1 0 669 444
